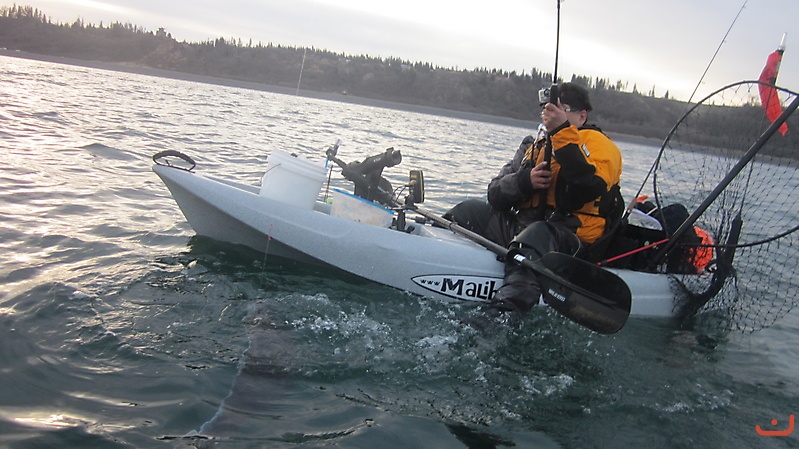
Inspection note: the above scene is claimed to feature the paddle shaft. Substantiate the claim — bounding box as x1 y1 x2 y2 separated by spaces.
410 206 509 260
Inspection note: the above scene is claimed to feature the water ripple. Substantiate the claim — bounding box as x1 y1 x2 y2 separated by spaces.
1 54 797 449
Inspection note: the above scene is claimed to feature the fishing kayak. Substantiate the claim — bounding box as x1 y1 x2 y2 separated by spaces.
156 76 799 334
152 157 678 318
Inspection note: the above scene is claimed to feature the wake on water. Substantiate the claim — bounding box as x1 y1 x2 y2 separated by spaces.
142 238 613 447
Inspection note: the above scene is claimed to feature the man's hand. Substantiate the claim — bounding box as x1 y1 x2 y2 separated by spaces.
541 102 568 132
529 161 551 189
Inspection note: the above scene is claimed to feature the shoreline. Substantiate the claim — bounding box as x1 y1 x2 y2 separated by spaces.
1 49 664 146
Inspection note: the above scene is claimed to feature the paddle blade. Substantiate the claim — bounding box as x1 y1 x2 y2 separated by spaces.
528 253 631 334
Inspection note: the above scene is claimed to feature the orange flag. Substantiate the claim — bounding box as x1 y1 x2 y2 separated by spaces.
758 50 788 136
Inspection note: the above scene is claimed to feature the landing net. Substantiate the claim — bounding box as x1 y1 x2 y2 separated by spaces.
637 81 799 332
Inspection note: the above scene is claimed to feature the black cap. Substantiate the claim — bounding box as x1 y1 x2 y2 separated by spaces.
558 82 593 112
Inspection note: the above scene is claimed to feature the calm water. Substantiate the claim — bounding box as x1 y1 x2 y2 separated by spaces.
2 55 799 448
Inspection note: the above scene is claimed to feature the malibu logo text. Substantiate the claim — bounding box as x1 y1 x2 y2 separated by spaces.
412 275 502 302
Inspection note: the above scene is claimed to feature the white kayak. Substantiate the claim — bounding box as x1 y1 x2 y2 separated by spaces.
153 161 679 318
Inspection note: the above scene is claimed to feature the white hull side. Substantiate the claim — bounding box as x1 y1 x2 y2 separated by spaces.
153 165 678 317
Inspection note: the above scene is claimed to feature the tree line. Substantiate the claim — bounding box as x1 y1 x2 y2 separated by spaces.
0 4 778 142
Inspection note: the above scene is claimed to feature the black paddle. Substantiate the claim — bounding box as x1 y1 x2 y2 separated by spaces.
410 206 631 334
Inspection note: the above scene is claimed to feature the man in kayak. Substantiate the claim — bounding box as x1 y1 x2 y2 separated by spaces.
445 82 623 315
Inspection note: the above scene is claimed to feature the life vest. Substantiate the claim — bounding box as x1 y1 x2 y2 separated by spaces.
690 226 714 272
517 125 622 243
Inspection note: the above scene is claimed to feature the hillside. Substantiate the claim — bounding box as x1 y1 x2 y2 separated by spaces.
0 5 702 139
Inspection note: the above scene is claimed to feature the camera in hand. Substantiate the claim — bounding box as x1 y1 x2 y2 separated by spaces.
538 84 559 106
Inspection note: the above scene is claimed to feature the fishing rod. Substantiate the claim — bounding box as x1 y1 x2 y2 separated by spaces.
536 0 562 216
625 0 749 213
553 0 561 85
296 48 307 95
686 0 748 104
537 0 562 107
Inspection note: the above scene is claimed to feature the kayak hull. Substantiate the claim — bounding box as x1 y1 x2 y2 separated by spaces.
154 164 679 318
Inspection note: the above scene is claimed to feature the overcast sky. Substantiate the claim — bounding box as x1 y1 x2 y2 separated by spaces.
6 0 797 101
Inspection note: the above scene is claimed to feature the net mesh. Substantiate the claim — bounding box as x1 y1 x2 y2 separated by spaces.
632 81 799 332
